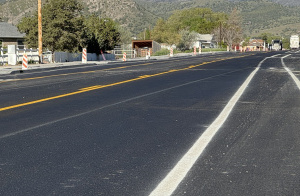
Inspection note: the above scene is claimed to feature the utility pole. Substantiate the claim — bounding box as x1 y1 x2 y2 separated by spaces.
219 22 222 48
38 0 42 63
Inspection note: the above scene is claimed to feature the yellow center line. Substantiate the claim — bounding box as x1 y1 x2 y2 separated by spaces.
0 55 253 112
0 62 154 83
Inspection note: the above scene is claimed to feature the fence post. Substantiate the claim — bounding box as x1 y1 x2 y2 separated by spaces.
123 52 126 62
22 53 28 70
30 48 33 63
17 47 19 64
146 50 150 59
1 48 3 66
82 48 87 63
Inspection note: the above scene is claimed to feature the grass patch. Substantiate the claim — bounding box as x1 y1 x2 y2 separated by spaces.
153 48 171 56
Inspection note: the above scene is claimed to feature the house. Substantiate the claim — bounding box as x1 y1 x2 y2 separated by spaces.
193 34 217 49
0 22 26 49
247 39 265 51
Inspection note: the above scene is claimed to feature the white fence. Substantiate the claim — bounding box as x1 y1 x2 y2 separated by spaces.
53 52 115 63
1 48 40 65
113 49 136 59
0 47 116 65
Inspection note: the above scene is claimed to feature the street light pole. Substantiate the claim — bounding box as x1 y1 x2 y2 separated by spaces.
38 0 42 63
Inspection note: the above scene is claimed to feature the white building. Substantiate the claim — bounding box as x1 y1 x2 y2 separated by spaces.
193 34 217 49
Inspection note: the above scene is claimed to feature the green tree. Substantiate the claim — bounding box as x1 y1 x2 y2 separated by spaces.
242 37 251 47
118 26 132 45
177 30 198 50
259 33 274 44
149 8 227 46
18 0 84 53
167 8 227 34
137 28 151 40
42 0 84 52
282 37 289 49
17 16 38 48
82 15 120 53
18 0 120 54
151 18 169 43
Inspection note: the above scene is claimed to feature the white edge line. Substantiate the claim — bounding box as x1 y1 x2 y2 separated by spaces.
281 55 300 90
149 57 269 196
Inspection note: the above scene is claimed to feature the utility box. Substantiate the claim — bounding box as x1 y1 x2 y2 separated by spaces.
132 40 161 57
8 45 17 65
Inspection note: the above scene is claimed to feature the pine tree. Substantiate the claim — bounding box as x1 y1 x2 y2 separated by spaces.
42 0 84 52
18 0 120 54
18 0 84 53
82 15 120 53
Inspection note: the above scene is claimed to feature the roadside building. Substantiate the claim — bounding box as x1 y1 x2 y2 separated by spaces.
193 34 217 49
0 22 25 49
247 39 264 51
132 40 161 57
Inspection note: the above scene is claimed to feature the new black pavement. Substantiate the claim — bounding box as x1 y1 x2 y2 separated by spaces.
1 52 288 195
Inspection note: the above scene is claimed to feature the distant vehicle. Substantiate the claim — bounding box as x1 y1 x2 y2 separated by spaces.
272 40 282 51
290 35 299 49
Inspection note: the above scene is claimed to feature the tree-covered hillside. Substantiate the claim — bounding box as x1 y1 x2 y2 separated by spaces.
0 0 158 35
136 0 300 36
1 0 300 37
142 0 300 6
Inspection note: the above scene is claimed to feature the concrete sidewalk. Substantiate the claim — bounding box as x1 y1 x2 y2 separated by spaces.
0 51 223 75
0 55 173 75
0 60 112 75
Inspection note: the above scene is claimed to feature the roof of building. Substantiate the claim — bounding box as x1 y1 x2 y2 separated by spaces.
249 39 264 46
0 22 25 39
196 34 214 42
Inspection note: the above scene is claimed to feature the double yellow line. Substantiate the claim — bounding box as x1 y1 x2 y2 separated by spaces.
0 55 251 112
0 63 153 83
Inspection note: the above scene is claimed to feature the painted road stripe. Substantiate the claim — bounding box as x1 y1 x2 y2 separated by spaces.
149 56 268 196
0 63 153 83
281 54 300 90
0 55 250 84
0 67 254 139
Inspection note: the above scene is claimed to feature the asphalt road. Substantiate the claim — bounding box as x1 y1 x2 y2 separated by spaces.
0 51 299 196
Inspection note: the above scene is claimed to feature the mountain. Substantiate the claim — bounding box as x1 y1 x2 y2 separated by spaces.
1 0 300 37
82 0 158 34
0 0 158 35
270 0 300 6
141 0 300 6
136 0 300 36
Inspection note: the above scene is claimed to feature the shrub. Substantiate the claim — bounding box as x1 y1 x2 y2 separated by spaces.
153 48 170 56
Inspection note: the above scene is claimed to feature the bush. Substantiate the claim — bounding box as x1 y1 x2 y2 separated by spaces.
153 48 171 56
201 48 227 52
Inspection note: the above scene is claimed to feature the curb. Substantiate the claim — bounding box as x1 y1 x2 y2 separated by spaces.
0 51 228 75
9 63 99 75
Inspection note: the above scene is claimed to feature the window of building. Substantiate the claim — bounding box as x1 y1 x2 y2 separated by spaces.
17 39 25 49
